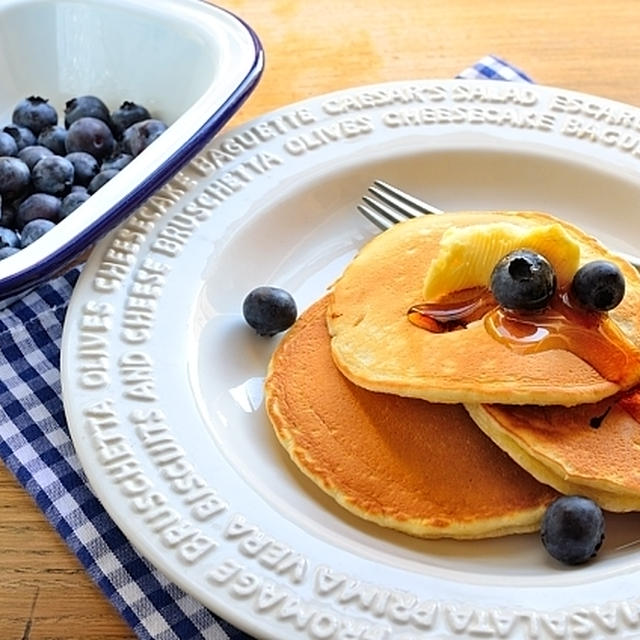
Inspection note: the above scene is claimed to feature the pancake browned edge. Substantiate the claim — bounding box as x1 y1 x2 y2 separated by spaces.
327 211 640 406
264 296 558 540
466 393 640 512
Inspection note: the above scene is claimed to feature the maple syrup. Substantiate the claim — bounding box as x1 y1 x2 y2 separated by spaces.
408 287 638 385
407 287 497 333
619 388 640 423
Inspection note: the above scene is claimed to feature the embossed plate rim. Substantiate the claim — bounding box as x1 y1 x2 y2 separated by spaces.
62 79 640 639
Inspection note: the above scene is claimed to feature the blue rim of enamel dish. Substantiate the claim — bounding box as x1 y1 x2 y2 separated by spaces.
0 4 265 301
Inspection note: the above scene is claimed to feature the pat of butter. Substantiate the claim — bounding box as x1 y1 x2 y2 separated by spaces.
423 222 581 301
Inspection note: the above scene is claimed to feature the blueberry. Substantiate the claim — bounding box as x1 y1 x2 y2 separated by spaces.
64 95 111 128
0 131 18 156
12 96 57 135
87 168 119 194
571 260 625 312
60 189 90 219
0 226 20 249
16 193 61 229
65 116 115 160
65 151 99 186
111 101 151 137
0 246 19 259
541 495 605 565
18 144 54 170
0 156 31 197
37 125 67 155
20 218 56 248
101 152 132 171
3 124 36 150
32 155 75 195
0 199 16 228
123 118 167 156
242 286 298 336
490 249 557 311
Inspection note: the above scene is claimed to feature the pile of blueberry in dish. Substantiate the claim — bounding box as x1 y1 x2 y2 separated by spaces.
0 95 167 259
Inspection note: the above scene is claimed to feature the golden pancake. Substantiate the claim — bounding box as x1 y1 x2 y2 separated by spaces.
264 296 558 539
466 393 640 512
327 211 640 406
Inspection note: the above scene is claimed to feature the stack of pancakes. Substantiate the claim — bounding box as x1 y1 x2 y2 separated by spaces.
264 210 640 539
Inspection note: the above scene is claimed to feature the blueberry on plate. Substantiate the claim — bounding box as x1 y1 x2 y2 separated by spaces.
541 495 605 565
12 96 58 135
20 218 56 248
490 249 557 311
65 116 115 160
16 193 61 229
32 155 75 196
0 156 31 197
64 95 111 128
571 260 625 311
242 286 298 337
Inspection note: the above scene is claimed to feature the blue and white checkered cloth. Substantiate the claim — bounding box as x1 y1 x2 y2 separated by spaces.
0 56 532 640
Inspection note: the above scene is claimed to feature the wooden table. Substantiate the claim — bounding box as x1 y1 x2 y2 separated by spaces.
2 0 640 637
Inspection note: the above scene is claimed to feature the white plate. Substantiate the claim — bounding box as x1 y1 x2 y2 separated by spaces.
62 80 640 640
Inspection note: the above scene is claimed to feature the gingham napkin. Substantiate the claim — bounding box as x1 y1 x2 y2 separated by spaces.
0 55 532 640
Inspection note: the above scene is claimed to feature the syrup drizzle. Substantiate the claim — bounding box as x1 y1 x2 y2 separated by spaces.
408 287 638 385
407 287 496 333
619 388 640 423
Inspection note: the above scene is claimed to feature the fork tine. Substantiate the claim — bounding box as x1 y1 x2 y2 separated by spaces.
356 203 393 231
372 180 443 216
367 185 422 221
361 195 411 226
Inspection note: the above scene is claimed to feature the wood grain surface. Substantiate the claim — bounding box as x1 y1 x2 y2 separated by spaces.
2 0 640 637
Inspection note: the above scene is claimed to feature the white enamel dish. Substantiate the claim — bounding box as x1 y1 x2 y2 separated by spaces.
62 80 640 639
0 0 263 303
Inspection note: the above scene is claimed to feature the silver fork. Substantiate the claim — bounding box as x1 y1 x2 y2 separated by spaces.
358 179 640 271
